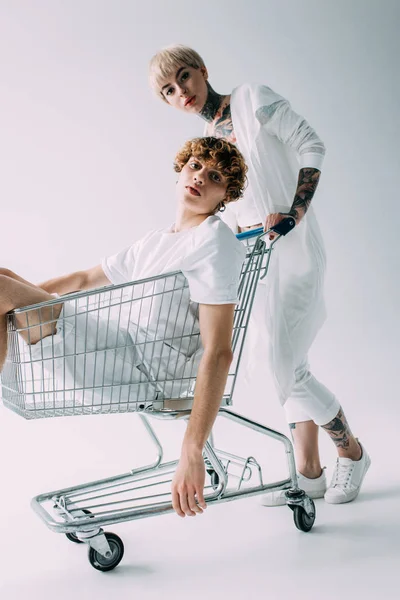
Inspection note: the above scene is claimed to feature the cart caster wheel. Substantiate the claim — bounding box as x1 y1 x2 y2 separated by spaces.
66 531 83 544
65 509 93 544
293 501 315 532
207 469 220 489
88 532 124 572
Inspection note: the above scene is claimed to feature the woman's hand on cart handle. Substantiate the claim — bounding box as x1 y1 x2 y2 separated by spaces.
171 447 207 518
265 213 296 240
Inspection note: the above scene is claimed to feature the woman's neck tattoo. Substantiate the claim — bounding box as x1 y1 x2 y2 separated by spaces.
200 82 225 123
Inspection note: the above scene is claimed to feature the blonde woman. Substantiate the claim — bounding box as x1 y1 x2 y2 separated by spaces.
148 45 370 506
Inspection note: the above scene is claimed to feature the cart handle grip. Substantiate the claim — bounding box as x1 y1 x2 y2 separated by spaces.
236 217 295 240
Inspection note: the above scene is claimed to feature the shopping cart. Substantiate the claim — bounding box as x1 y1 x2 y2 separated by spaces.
1 217 316 572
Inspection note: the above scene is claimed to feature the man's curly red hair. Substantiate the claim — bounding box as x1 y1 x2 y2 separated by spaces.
174 137 248 204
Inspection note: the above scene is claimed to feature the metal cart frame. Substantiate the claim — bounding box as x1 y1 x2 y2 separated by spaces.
1 219 315 572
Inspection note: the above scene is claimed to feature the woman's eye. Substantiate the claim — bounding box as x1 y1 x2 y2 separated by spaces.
190 162 199 169
181 72 189 82
211 173 221 182
166 87 174 96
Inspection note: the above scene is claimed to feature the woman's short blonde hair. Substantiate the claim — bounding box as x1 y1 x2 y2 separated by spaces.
174 137 248 205
149 44 206 102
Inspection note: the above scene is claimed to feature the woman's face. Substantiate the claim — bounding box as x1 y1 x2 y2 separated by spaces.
159 65 208 113
176 156 227 215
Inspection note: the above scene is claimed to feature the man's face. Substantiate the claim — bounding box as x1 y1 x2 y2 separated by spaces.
160 65 208 113
176 156 228 214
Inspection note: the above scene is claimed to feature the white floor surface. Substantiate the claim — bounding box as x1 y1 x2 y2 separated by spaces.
0 400 398 600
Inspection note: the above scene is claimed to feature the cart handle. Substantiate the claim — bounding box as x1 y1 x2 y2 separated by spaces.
236 217 295 240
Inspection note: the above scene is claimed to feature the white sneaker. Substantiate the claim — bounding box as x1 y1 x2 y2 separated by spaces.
324 441 371 504
260 469 327 507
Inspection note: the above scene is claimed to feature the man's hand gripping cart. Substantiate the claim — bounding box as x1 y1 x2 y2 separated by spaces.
0 217 316 572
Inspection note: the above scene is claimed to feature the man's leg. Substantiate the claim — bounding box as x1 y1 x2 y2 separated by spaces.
0 273 61 372
0 308 9 374
0 267 41 290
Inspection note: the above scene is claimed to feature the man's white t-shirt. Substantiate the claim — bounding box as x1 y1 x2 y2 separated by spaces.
102 215 245 305
101 216 246 393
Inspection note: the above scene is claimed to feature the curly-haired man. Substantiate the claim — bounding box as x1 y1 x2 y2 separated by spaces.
0 137 247 517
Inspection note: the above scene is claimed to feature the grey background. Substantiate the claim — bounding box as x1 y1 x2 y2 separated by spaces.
0 1 399 598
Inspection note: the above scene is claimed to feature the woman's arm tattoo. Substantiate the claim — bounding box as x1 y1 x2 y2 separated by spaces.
288 167 321 222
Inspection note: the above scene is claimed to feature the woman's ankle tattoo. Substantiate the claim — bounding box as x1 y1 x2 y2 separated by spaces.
322 408 352 450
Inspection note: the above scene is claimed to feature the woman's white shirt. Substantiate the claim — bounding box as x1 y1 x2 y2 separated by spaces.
227 83 327 403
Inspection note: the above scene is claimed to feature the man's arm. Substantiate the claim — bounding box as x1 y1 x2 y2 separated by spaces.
39 264 111 295
171 302 235 518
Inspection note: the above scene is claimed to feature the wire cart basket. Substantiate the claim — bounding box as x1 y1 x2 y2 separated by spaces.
0 218 316 572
